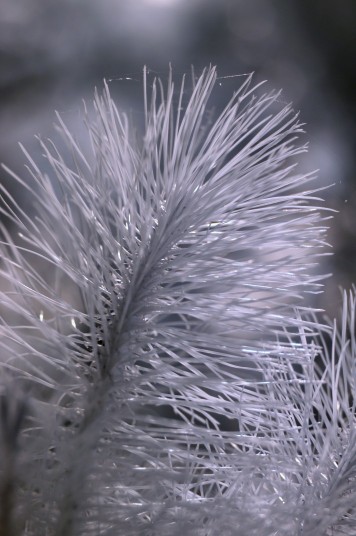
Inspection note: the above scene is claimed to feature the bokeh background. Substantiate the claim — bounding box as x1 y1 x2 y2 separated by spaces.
1 0 355 317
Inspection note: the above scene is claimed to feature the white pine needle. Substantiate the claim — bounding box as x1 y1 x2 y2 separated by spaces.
0 66 354 535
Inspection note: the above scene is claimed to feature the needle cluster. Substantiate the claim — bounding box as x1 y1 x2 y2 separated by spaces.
0 67 355 536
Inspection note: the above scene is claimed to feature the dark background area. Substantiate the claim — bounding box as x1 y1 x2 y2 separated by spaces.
0 0 355 317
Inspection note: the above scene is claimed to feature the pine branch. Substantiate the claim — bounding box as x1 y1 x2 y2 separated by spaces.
0 66 354 535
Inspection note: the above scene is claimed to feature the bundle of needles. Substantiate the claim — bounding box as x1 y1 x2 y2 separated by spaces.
0 67 355 536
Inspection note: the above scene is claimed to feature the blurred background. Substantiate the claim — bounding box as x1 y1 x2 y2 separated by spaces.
0 0 355 317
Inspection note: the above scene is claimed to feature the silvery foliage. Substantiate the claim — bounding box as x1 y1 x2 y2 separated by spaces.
0 67 355 535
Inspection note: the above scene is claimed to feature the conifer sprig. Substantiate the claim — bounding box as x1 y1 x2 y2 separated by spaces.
0 67 354 535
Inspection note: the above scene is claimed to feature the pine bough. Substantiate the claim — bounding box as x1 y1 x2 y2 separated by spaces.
0 67 355 535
